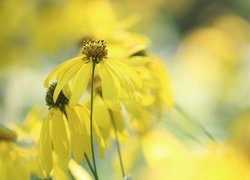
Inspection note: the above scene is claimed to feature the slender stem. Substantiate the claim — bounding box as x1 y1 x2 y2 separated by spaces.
84 153 97 179
109 111 126 178
90 61 99 179
151 110 208 147
175 104 218 142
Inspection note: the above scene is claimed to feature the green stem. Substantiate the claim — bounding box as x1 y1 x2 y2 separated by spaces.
84 153 97 179
90 61 99 180
109 111 126 178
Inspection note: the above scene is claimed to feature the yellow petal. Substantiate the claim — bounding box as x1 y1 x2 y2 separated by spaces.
62 84 72 99
93 95 111 129
99 62 121 109
69 63 92 106
107 60 141 88
69 160 92 180
44 56 82 87
111 110 124 132
39 113 52 176
52 152 70 180
74 105 90 135
105 61 135 99
93 120 105 158
66 106 86 163
52 109 70 159
53 62 82 102
74 105 92 157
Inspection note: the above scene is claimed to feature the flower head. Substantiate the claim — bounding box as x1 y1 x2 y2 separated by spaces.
45 82 69 110
44 39 141 108
82 40 108 63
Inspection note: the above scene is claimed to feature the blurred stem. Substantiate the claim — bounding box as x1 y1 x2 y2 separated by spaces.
109 111 126 178
152 110 208 147
163 117 207 148
90 61 99 180
175 104 218 142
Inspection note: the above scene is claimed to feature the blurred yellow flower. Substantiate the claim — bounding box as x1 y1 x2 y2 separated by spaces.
137 144 250 180
141 128 187 168
0 125 31 180
125 55 174 133
230 110 250 159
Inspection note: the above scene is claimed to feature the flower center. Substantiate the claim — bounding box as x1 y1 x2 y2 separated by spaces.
46 82 69 109
81 40 108 63
0 125 17 142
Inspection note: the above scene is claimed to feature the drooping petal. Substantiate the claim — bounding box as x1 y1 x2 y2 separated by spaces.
99 62 121 109
93 120 105 158
75 104 105 158
53 62 83 102
105 61 135 99
74 105 90 135
38 113 53 176
51 152 70 180
69 63 92 106
51 109 70 159
107 60 141 88
62 84 72 100
44 57 82 87
69 160 92 180
66 106 86 163
74 105 92 158
110 110 127 143
93 94 111 129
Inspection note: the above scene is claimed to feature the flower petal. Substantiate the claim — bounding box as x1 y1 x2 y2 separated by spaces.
69 63 92 106
69 160 92 180
53 62 82 102
93 120 105 158
51 109 70 159
93 95 111 129
99 62 121 109
66 106 86 163
44 56 82 87
105 61 135 99
107 60 141 88
39 113 52 176
74 105 92 158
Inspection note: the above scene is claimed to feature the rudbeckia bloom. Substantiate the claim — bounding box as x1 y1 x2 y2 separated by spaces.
0 124 31 179
124 55 174 133
39 83 105 177
44 40 141 108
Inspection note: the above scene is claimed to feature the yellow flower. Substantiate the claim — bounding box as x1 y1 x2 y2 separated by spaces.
44 40 141 109
124 55 174 133
39 83 105 177
10 107 44 143
128 55 174 108
0 124 31 180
